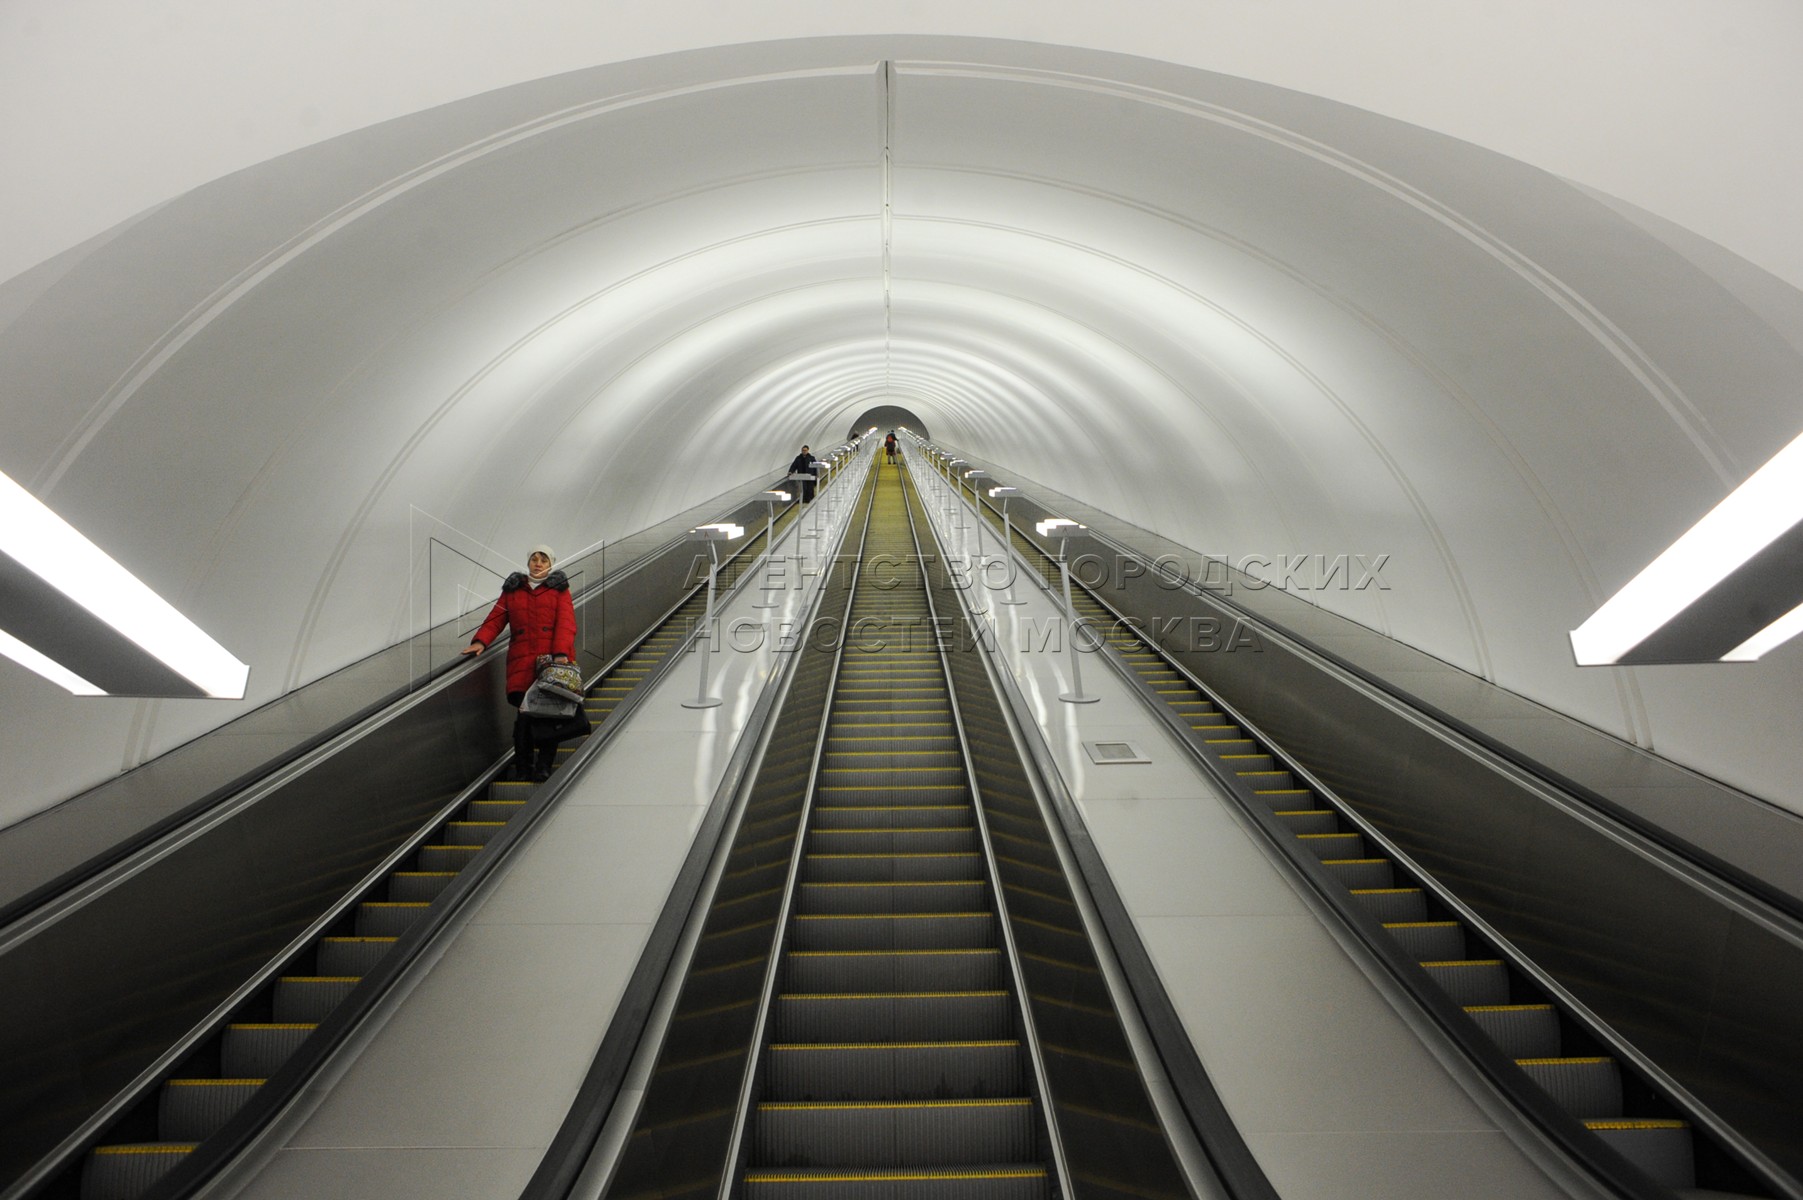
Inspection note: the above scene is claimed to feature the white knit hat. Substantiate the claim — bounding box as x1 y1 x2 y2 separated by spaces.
529 544 555 564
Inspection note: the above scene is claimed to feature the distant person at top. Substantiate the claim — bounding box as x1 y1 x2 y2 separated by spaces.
461 545 576 780
789 445 819 502
884 431 898 463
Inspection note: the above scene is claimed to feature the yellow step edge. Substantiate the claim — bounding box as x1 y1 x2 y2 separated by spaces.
165 1078 265 1087
228 1023 317 1030
1383 921 1459 929
322 936 396 944
1517 1057 1612 1066
1466 1004 1553 1012
781 990 1007 1000
793 911 989 920
91 1145 199 1156
757 1098 1028 1111
1256 789 1311 796
1585 1119 1687 1131
361 901 430 908
789 948 998 957
805 852 977 859
800 880 984 887
278 976 361 983
1351 888 1420 895
744 1169 1045 1182
1421 959 1503 967
770 1040 1018 1050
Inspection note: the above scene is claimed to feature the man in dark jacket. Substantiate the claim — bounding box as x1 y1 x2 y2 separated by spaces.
789 445 819 502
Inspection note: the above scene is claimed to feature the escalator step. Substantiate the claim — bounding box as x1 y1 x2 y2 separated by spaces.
389 871 457 902
221 1024 315 1077
795 881 988 915
812 806 973 831
1349 888 1427 921
417 844 481 871
1322 858 1394 888
1585 1121 1695 1191
1383 921 1466 960
272 976 360 1022
443 821 507 846
317 936 396 975
356 901 429 936
466 799 526 821
1517 1057 1623 1119
1420 959 1508 1006
158 1079 263 1141
774 991 1014 1042
1271 808 1338 833
765 1041 1024 1103
808 829 980 855
81 1145 195 1200
1296 832 1364 859
784 949 1004 993
1464 1004 1559 1057
790 913 996 952
804 852 983 883
752 1099 1036 1168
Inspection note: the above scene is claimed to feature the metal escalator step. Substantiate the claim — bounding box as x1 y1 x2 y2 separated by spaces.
790 913 995 952
444 821 507 846
466 799 526 821
804 852 984 883
775 991 1015 1042
272 976 360 1022
819 767 968 787
812 806 973 831
1349 888 1427 921
1584 1121 1695 1190
1296 832 1364 858
822 751 964 770
1382 920 1466 960
796 881 988 915
1271 808 1338 833
317 936 396 975
1420 960 1509 1005
356 901 429 936
158 1078 263 1141
765 1041 1024 1103
784 949 1004 993
222 1024 316 1076
1464 1004 1559 1057
808 829 980 855
416 844 480 871
389 870 458 902
81 1144 196 1200
751 1099 1037 1168
1239 769 1296 790
488 779 536 800
1220 754 1274 770
1517 1057 1623 1119
1322 857 1394 888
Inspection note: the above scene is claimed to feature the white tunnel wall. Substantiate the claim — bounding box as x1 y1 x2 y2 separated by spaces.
1 37 1801 836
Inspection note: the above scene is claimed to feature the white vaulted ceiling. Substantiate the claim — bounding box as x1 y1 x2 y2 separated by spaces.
2 31 1802 829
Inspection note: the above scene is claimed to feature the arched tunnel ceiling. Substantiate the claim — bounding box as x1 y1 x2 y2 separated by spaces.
2 36 1802 828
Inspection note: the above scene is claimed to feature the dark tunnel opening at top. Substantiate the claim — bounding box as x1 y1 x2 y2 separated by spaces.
849 405 928 442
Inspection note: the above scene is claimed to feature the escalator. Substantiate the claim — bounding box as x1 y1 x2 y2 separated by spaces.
738 455 1048 1195
20 497 809 1200
587 458 1213 1199
942 455 1797 1200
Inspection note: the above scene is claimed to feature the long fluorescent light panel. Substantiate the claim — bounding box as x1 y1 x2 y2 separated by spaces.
1571 427 1803 665
0 470 249 697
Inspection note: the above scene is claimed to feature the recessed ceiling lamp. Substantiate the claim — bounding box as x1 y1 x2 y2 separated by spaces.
1570 427 1803 665
0 470 249 697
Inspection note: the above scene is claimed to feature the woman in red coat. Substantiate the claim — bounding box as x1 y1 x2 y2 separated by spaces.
461 545 576 780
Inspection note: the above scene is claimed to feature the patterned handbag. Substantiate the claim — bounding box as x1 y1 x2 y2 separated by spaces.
534 656 585 702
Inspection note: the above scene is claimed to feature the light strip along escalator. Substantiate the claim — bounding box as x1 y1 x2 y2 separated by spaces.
49 498 807 1200
737 456 1051 1197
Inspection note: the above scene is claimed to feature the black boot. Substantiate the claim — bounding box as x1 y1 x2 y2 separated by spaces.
512 714 534 780
531 745 556 783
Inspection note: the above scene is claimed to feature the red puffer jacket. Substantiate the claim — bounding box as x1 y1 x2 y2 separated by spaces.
470 571 577 694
